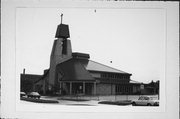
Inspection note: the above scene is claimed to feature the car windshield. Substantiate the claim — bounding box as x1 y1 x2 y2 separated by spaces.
138 96 152 100
138 97 144 100
144 97 149 100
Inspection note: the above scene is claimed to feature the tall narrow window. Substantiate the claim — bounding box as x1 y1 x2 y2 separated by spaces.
62 40 67 54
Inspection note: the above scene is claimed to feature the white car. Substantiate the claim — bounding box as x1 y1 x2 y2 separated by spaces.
132 96 159 106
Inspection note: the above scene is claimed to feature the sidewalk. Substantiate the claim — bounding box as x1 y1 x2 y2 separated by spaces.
40 95 133 106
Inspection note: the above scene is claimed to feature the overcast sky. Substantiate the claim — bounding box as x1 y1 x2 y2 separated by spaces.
16 8 165 83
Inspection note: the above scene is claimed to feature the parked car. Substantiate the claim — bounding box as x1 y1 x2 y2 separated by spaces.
20 92 26 97
27 92 41 99
132 96 159 106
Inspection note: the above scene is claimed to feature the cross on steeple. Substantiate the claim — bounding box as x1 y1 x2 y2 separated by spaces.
61 13 63 24
55 13 70 38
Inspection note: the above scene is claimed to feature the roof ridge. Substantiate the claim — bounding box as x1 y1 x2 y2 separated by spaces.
34 69 49 83
89 60 129 74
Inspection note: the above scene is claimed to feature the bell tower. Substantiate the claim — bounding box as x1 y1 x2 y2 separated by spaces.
55 14 70 39
48 14 72 90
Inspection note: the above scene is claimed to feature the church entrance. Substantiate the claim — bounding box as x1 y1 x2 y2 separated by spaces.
60 81 94 95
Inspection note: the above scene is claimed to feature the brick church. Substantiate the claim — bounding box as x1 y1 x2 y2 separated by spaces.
21 15 159 96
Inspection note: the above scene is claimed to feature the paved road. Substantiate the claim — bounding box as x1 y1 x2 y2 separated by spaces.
20 96 133 106
20 95 158 106
20 100 132 107
20 97 103 106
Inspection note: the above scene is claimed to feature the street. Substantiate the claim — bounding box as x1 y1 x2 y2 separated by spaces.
20 95 157 106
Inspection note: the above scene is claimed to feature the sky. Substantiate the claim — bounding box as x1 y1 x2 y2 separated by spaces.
16 8 165 83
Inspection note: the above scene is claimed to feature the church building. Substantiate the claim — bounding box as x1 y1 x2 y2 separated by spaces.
33 14 135 95
21 15 159 96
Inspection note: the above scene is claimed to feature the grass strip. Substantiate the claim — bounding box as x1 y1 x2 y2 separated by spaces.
98 100 132 105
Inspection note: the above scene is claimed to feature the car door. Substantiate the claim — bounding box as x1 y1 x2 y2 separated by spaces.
141 97 148 106
139 96 148 106
142 97 148 105
136 97 144 105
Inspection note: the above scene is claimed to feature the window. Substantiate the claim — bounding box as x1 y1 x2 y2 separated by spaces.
139 97 144 100
101 73 130 80
144 97 149 100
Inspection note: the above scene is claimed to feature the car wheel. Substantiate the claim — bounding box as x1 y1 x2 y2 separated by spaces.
132 102 136 106
147 103 151 106
154 103 158 106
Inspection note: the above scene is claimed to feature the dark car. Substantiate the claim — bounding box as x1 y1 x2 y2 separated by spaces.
27 92 41 99
20 92 26 97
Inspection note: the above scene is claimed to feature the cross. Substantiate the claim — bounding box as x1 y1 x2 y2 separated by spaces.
61 13 63 24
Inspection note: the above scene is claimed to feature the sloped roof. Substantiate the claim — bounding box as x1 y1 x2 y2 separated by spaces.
56 58 94 81
71 52 130 74
36 53 131 82
84 60 129 74
56 57 130 81
34 69 49 84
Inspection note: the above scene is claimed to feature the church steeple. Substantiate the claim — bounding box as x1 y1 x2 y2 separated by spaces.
49 14 72 88
55 13 70 38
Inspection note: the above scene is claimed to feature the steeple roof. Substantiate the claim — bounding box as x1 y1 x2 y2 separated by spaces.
55 14 70 38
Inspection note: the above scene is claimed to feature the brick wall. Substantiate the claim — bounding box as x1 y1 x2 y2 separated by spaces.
96 83 115 95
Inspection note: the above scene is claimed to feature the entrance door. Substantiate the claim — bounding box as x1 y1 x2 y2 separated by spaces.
72 83 83 94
